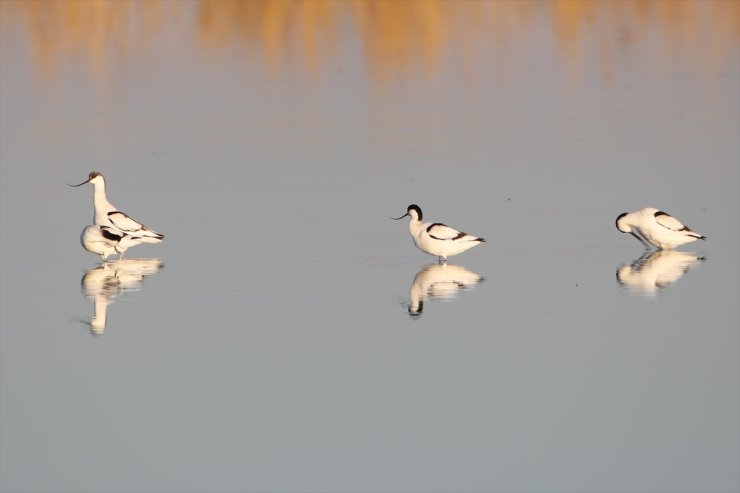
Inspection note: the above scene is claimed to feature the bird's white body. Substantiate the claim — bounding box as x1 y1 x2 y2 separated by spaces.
616 207 705 250
80 225 163 261
71 172 163 256
394 204 485 262
80 225 119 261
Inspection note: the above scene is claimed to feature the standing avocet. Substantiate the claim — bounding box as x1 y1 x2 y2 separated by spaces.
80 225 160 262
615 207 706 250
393 204 485 263
70 172 164 251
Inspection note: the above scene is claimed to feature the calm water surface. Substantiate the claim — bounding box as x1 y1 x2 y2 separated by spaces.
1 2 738 492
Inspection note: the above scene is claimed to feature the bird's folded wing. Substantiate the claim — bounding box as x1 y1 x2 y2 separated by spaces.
654 211 686 232
426 223 466 240
108 211 148 234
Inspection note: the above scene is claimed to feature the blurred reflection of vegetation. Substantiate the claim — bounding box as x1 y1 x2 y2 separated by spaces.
2 0 737 88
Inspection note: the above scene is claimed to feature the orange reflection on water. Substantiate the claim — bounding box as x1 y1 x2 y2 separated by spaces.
196 0 340 83
1 0 738 91
1 0 181 97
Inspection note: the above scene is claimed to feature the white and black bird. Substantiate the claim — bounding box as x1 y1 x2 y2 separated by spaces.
70 172 164 254
393 204 485 263
80 225 159 262
615 207 706 250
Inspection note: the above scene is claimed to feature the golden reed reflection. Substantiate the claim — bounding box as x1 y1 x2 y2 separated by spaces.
1 0 737 88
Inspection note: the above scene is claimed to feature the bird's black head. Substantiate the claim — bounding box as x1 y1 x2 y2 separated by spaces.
69 171 104 188
407 204 422 219
392 204 422 221
615 212 630 233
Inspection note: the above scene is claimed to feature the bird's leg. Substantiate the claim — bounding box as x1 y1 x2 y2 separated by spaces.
631 231 651 250
638 250 651 261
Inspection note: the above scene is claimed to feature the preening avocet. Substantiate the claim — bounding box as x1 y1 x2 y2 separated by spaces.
615 207 706 250
81 225 162 262
393 204 485 263
80 225 121 261
70 171 164 249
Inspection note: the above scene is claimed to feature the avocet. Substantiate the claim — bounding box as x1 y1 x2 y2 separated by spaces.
70 171 164 249
393 204 485 263
80 225 162 262
616 207 705 250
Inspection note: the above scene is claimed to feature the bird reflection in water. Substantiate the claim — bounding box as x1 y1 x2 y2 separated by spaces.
80 259 163 335
407 263 484 317
616 250 705 297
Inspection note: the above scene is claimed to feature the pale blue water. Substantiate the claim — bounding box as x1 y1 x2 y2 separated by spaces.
1 2 738 492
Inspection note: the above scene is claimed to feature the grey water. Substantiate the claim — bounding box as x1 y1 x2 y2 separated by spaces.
1 2 738 492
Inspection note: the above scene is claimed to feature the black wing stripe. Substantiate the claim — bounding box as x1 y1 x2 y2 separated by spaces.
426 222 447 233
100 228 123 242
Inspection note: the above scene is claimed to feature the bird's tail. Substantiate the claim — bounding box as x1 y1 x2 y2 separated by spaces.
140 228 164 241
136 234 164 244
